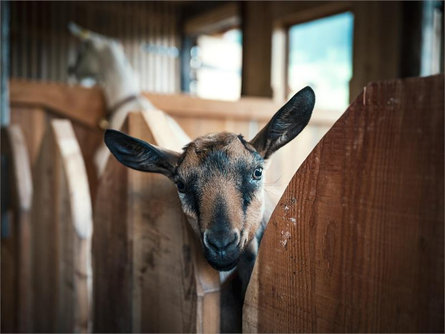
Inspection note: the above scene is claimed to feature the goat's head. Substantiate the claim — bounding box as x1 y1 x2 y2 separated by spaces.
68 22 125 82
105 87 315 271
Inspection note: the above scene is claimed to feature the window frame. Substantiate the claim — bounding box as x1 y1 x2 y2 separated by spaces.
271 3 353 105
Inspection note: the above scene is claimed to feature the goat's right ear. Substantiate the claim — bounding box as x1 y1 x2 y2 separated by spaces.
249 86 315 159
104 129 180 178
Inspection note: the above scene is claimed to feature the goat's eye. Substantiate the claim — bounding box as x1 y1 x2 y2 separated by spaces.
253 167 263 180
176 181 186 193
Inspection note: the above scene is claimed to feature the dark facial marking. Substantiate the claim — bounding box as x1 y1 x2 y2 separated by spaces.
234 160 261 214
175 132 264 231
176 171 201 219
205 150 230 175
211 196 231 230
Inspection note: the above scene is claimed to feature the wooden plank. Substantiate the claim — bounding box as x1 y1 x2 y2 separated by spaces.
1 125 33 333
10 107 48 164
10 79 106 129
10 106 102 200
92 132 132 332
350 2 402 100
31 119 92 333
243 75 444 332
9 79 336 126
93 111 220 333
144 93 281 122
9 79 335 199
241 2 273 97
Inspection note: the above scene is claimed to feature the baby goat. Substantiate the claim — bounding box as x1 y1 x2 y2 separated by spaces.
105 86 315 330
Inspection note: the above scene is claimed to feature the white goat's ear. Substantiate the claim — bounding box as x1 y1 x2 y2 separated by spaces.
68 22 91 40
250 86 315 159
104 129 180 178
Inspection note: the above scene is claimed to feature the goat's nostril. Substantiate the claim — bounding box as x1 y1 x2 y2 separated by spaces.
228 232 239 247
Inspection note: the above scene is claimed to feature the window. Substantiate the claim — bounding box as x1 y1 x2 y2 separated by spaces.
189 29 242 101
288 12 354 113
420 0 444 76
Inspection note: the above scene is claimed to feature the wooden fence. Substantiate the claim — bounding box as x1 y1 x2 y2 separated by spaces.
93 110 221 332
3 76 442 333
6 78 329 332
31 120 92 333
9 79 335 198
243 75 444 332
1 126 32 332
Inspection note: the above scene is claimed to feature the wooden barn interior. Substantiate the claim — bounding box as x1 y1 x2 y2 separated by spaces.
1 1 444 333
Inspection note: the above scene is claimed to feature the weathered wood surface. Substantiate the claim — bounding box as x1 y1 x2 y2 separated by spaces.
9 79 279 127
243 75 444 333
94 111 220 333
31 120 93 333
10 106 103 200
10 79 334 197
9 79 339 126
1 125 33 333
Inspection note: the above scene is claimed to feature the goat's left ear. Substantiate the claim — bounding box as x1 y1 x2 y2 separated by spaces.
104 129 180 178
250 86 315 159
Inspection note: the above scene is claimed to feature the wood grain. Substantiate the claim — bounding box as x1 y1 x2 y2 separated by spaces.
9 78 335 199
31 120 92 333
10 79 106 129
10 105 103 200
9 79 337 126
1 126 33 333
243 75 444 333
93 111 220 333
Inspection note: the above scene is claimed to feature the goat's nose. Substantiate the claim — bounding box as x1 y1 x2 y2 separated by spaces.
204 230 240 254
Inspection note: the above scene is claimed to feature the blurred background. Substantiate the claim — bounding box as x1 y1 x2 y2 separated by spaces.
0 2 444 333
1 0 443 173
2 1 444 102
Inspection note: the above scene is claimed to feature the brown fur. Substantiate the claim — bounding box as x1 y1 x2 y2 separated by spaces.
104 85 315 333
176 132 264 253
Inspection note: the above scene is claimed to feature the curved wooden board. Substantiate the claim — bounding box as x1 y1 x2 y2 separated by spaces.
1 125 33 333
31 120 93 333
243 75 444 333
9 79 336 200
93 111 220 333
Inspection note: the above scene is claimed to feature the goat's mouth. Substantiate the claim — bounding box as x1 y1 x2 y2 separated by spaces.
206 257 240 271
203 247 240 271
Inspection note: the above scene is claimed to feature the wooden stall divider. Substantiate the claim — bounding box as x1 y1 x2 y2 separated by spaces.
1 125 33 333
10 79 338 197
243 75 444 333
8 79 340 333
31 119 93 333
94 110 220 333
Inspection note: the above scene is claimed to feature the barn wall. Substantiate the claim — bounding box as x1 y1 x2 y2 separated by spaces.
9 1 180 93
238 1 432 99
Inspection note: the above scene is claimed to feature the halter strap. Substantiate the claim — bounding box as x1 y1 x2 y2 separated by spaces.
107 94 140 115
98 95 140 129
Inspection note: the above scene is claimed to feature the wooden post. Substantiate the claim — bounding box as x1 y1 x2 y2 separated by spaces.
31 119 93 333
93 110 221 333
241 1 273 98
1 125 33 333
243 75 444 332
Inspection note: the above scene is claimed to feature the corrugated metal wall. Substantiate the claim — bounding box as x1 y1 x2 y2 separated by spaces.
9 1 180 93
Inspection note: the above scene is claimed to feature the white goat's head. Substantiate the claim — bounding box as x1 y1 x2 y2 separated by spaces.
68 22 125 82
